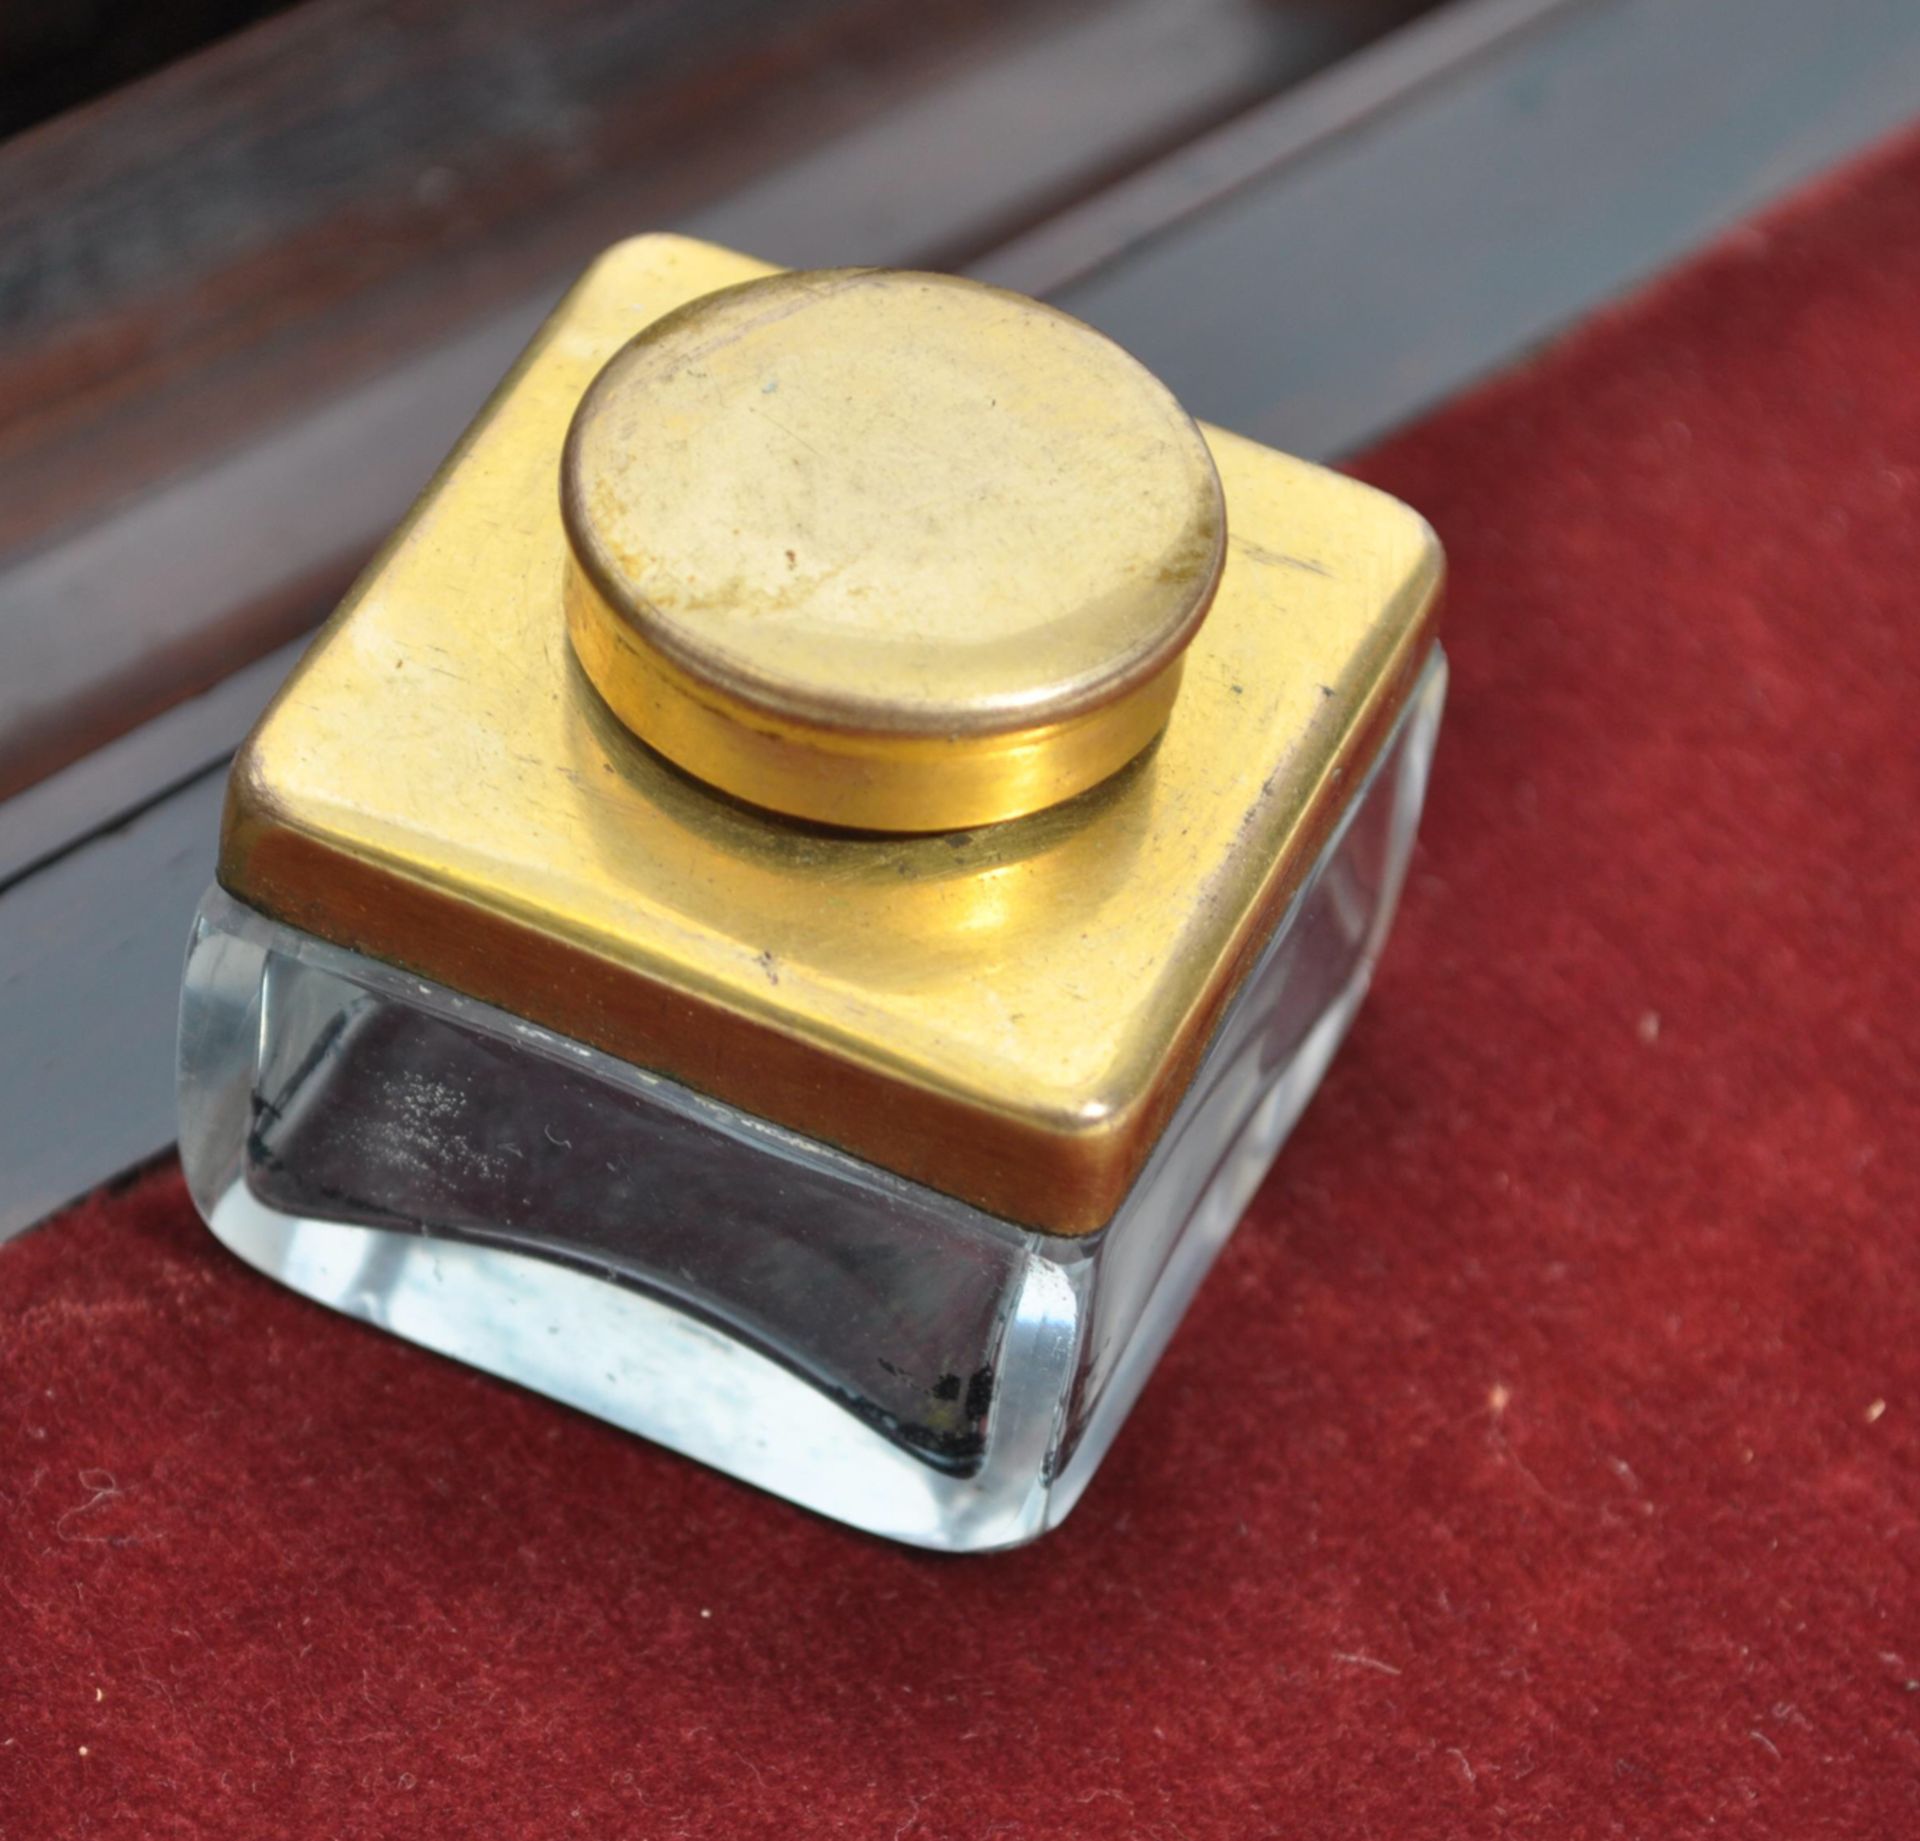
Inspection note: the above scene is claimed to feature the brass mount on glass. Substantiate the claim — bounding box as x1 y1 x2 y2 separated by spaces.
222 238 1440 1232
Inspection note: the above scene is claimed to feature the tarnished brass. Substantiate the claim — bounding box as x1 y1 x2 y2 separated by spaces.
560 268 1225 830
221 235 1441 1234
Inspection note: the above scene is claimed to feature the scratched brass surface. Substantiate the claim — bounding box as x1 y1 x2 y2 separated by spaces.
221 235 1441 1233
560 266 1225 829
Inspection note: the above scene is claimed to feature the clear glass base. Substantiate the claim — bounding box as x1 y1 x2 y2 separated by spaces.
178 652 1444 1550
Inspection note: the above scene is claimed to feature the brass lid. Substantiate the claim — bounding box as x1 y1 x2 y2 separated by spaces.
559 268 1226 831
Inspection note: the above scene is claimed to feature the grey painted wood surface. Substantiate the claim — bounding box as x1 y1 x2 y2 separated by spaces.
5 0 1919 1239
1008 0 1920 458
0 642 307 890
1 769 226 1237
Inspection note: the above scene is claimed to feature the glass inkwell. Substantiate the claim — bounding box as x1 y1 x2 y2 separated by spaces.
178 240 1445 1551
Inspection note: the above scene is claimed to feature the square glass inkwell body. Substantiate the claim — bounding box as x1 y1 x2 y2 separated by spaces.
178 238 1444 1550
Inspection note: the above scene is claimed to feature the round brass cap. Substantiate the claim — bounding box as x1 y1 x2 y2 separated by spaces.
561 267 1226 831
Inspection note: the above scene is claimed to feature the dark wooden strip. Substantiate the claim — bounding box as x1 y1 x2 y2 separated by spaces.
0 0 1413 802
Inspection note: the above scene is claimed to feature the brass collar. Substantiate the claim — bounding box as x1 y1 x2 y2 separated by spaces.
219 236 1442 1234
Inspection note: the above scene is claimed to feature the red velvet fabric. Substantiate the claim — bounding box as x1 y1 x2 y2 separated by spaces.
8 129 1920 1839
